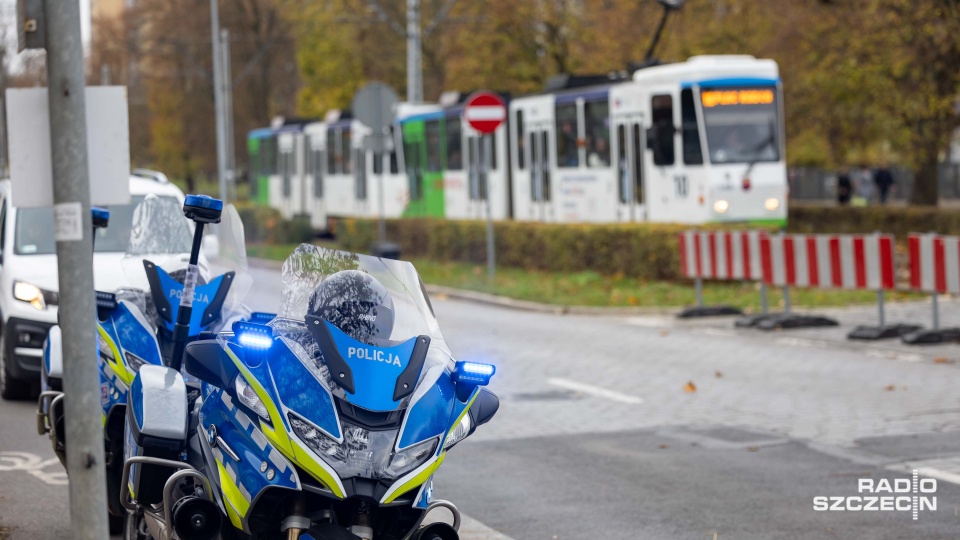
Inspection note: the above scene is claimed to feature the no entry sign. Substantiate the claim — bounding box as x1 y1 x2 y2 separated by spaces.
464 91 506 134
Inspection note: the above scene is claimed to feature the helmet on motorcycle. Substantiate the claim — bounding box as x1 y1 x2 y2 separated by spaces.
309 270 395 345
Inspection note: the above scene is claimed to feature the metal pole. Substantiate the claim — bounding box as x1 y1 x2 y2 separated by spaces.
210 0 227 202
484 134 495 282
694 277 704 307
877 289 885 327
760 282 769 315
406 0 422 103
220 29 235 201
44 0 108 537
782 285 791 314
932 292 940 330
100 64 110 85
378 150 386 243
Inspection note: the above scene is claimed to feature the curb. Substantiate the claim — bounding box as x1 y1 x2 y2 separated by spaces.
248 257 681 316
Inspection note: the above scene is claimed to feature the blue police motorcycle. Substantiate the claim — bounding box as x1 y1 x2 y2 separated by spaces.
37 195 252 532
121 243 499 540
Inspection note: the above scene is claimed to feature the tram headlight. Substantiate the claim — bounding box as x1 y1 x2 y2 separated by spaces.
713 200 730 214
765 198 781 211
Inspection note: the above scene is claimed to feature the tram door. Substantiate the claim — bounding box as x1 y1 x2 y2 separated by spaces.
527 126 552 222
466 134 482 218
354 147 369 215
614 117 647 222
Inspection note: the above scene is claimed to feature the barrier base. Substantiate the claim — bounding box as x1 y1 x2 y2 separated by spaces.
847 324 923 341
734 314 779 328
901 327 960 345
755 314 839 331
677 305 743 319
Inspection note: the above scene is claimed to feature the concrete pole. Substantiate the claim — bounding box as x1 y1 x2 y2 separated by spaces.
43 0 108 538
484 134 495 282
220 29 235 201
211 0 227 202
406 0 422 103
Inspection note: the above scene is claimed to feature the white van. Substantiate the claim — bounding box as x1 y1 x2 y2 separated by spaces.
0 173 185 400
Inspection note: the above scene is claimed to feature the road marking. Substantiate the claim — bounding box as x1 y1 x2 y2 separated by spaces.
0 451 68 485
458 514 516 540
888 457 960 486
546 378 644 404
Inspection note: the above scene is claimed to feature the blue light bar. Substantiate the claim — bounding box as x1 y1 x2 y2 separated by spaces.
452 361 496 386
249 312 277 324
91 207 110 221
232 321 273 350
184 194 223 211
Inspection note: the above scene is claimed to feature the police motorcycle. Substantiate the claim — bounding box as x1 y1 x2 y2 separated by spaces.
37 195 252 532
121 243 500 540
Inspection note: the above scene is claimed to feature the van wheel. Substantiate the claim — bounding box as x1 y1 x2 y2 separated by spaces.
0 344 29 401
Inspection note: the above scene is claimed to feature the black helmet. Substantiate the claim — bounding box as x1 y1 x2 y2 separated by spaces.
309 270 395 344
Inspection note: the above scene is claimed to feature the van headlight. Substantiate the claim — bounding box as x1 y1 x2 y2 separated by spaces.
713 200 730 214
14 281 58 311
765 197 781 211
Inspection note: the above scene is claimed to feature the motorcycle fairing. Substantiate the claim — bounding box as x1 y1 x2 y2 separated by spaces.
269 337 342 441
198 386 301 532
98 300 164 387
315 320 423 412
146 262 231 335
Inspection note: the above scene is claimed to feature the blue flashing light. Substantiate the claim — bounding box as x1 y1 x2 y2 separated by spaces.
452 361 496 386
232 321 273 350
184 194 224 211
249 312 277 324
91 207 110 220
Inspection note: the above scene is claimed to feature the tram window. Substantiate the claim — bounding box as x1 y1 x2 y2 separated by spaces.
516 110 525 170
405 140 423 200
632 124 644 204
281 150 292 197
555 103 579 168
617 125 628 203
389 149 399 174
529 132 538 201
355 148 367 200
373 152 383 175
446 117 463 171
585 100 611 168
326 129 337 175
342 130 352 174
651 94 675 166
313 146 324 198
681 89 703 165
425 120 442 172
263 137 277 176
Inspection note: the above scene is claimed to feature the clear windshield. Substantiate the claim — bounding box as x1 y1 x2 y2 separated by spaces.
14 195 180 255
276 244 446 351
119 196 251 329
700 87 780 165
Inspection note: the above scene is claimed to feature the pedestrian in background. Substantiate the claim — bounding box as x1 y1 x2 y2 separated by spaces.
837 166 852 205
874 164 895 204
853 163 874 206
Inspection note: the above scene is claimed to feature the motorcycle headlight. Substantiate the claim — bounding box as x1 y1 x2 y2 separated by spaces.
235 376 270 422
14 280 57 311
290 413 437 481
97 334 115 362
124 352 148 372
443 414 472 450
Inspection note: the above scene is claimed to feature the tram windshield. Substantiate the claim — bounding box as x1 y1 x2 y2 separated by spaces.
700 87 780 165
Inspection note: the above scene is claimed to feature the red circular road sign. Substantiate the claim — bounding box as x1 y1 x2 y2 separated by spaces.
464 92 507 134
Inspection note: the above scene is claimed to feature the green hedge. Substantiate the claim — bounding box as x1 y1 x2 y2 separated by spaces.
787 206 960 238
236 205 313 245
336 218 691 281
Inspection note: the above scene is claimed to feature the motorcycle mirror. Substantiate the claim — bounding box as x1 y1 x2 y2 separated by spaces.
468 387 500 434
183 194 223 225
184 340 238 390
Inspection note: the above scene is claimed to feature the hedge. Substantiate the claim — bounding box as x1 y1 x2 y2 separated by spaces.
787 205 960 238
336 218 691 281
236 205 313 245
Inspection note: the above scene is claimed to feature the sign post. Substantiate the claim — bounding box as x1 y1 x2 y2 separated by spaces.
352 83 399 253
464 92 507 283
13 0 110 537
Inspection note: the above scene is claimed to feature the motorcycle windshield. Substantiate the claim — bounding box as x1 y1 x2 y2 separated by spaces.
120 195 251 334
274 244 451 411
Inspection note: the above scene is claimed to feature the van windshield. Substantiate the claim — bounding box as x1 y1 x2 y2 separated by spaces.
14 195 180 255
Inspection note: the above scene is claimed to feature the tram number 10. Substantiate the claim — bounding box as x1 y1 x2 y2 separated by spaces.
673 174 689 198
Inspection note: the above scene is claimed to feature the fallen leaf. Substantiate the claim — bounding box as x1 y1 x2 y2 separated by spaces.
748 446 759 452
658 443 669 449
684 381 697 393
884 385 895 391
715 370 723 378
935 357 953 364
658 330 670 337
433 293 449 301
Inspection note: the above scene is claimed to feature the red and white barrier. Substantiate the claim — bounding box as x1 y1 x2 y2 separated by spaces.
679 231 765 281
761 233 896 291
908 233 960 293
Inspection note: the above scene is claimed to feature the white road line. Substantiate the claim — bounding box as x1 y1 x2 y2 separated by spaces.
888 458 960 486
424 511 516 540
547 378 644 404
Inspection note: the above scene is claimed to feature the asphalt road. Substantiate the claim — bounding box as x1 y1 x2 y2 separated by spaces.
4 262 960 538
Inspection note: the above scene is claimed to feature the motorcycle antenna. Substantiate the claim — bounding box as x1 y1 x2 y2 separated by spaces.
643 0 685 63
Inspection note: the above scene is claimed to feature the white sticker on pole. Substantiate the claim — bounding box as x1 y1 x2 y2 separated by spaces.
180 264 199 308
53 202 84 242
